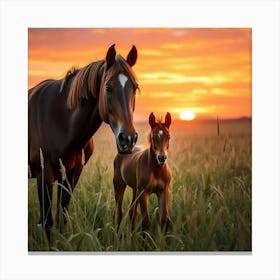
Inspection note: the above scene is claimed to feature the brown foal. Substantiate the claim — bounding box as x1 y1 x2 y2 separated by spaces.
113 112 172 235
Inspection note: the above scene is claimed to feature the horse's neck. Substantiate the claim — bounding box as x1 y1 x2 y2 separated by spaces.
65 62 105 151
68 98 102 150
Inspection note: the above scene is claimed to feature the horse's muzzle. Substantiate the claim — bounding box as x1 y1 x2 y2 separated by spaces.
157 153 167 166
117 131 138 154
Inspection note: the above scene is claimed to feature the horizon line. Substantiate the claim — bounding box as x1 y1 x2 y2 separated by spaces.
134 116 252 123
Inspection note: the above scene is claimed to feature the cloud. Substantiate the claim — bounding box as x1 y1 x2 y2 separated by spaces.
138 72 228 85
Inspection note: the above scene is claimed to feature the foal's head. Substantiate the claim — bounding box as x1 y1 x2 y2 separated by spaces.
149 112 172 166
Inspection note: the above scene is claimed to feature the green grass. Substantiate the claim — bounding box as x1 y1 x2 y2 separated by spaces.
28 119 251 251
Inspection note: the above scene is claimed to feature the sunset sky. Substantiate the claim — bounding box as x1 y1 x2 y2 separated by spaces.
28 28 251 121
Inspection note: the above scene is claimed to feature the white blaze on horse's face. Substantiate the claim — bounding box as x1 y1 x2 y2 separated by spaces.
118 73 128 89
158 130 163 137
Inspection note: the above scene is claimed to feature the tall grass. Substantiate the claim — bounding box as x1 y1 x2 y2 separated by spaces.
28 119 251 251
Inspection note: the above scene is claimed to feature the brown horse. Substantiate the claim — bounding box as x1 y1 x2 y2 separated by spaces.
28 44 139 240
113 112 172 235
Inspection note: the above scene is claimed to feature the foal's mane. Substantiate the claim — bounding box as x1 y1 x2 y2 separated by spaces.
66 55 138 109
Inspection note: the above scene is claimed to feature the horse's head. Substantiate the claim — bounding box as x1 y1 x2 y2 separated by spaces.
99 44 139 154
149 112 172 166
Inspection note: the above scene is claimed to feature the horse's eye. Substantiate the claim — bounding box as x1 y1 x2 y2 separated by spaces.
167 135 171 140
105 85 112 93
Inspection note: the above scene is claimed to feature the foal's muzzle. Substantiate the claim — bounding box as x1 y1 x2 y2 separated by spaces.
117 131 138 154
157 154 167 166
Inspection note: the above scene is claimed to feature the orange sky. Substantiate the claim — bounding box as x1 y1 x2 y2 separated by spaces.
28 28 251 121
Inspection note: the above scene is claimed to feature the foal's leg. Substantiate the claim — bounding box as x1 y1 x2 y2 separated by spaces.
139 192 151 234
113 177 126 231
157 187 171 233
129 188 139 233
37 161 55 241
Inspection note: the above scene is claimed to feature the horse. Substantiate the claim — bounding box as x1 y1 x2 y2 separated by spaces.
113 112 172 235
28 44 139 240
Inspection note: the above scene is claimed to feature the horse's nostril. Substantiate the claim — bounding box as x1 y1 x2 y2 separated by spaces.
133 132 138 144
118 132 129 147
118 131 138 151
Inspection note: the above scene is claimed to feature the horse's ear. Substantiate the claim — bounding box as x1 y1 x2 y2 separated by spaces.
165 112 172 128
106 44 116 70
126 45 137 67
149 112 156 128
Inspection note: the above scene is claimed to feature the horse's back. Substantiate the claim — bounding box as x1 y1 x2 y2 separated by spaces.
28 79 62 135
28 78 96 178
28 79 68 173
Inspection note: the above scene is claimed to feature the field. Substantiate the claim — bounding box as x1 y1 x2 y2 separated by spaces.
28 119 252 252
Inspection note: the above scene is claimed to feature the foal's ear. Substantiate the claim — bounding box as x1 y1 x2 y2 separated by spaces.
106 44 116 70
149 112 156 128
165 112 172 128
126 45 137 67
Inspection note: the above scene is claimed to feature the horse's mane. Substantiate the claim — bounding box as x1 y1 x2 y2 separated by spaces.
105 55 138 87
66 60 105 109
59 66 79 93
66 55 138 109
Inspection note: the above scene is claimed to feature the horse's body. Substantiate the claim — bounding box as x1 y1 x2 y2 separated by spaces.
28 45 139 240
113 112 172 234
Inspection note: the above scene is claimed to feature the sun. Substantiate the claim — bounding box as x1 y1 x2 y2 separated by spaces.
179 110 196 121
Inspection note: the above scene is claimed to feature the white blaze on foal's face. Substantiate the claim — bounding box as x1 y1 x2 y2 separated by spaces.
151 127 170 165
118 73 128 89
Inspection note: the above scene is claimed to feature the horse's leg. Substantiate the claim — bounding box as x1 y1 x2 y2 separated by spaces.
157 187 171 233
59 167 83 225
129 188 139 233
56 177 62 229
139 192 151 234
57 142 93 228
56 167 71 229
37 161 55 241
113 177 126 231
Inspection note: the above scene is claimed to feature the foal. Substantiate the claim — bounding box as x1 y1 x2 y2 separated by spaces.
113 112 172 234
